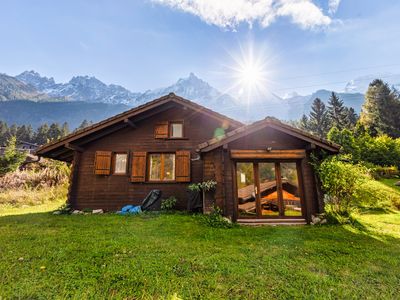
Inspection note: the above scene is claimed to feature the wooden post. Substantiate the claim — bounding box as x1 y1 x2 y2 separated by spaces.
275 162 284 217
67 150 81 208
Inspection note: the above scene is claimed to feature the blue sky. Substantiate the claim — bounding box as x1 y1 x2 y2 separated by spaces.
1 0 400 97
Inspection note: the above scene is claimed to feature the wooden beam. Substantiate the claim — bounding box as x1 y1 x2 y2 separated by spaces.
124 118 137 128
74 123 128 146
65 143 84 153
306 143 316 151
50 147 71 158
230 149 306 160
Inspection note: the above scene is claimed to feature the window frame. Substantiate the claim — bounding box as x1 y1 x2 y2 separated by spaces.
169 121 185 139
147 152 176 182
112 152 128 175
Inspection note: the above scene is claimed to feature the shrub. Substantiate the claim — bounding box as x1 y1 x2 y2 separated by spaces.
327 128 400 168
315 157 400 213
0 136 26 176
161 196 177 211
316 158 366 214
201 206 234 228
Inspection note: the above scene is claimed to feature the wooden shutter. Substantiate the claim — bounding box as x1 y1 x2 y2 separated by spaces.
131 152 147 182
176 150 191 182
154 122 169 139
94 151 112 175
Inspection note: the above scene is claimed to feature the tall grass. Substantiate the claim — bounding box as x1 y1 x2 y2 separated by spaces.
0 159 69 207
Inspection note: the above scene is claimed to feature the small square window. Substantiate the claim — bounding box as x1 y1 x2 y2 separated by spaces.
114 153 127 174
170 122 183 138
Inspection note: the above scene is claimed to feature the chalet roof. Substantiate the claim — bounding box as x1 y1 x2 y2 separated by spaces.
35 93 243 161
197 117 341 153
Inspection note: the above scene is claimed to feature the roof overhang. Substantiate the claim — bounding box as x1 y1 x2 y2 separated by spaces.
197 118 341 153
36 93 243 161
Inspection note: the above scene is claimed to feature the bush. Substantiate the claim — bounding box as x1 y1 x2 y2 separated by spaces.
328 128 400 168
201 206 234 228
316 157 366 214
0 136 26 176
161 196 177 211
315 157 400 214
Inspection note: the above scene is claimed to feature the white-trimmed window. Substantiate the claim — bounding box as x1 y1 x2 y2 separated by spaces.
114 153 127 174
170 122 184 138
149 153 175 181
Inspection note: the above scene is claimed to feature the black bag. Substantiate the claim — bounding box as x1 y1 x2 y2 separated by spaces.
141 190 162 211
187 190 202 212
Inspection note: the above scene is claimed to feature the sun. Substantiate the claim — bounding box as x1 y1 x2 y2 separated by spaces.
220 41 274 102
238 59 265 90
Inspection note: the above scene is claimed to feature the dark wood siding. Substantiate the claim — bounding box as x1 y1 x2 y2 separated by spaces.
204 126 322 223
72 104 229 211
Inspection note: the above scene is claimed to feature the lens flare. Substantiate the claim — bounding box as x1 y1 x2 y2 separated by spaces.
218 40 277 107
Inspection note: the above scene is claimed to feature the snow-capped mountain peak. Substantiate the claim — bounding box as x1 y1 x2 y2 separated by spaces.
16 70 56 91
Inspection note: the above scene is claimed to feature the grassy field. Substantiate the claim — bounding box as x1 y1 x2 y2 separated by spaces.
379 178 400 193
0 208 400 299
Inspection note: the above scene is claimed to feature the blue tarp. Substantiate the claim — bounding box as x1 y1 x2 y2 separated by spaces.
118 205 142 215
117 190 162 215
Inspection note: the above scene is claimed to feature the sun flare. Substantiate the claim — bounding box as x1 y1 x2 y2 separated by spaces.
238 59 265 90
221 41 275 103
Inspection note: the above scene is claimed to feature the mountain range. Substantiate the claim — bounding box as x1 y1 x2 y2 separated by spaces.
1 69 392 128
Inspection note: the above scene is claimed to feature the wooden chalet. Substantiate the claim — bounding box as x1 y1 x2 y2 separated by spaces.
36 93 340 224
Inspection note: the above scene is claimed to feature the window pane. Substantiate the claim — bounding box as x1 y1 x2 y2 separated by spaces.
259 163 279 216
149 154 161 180
163 154 175 180
114 154 127 174
280 162 302 216
236 162 256 217
171 123 183 138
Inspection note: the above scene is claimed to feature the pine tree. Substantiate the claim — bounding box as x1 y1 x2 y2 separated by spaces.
0 121 9 146
35 123 50 145
299 114 311 132
308 98 329 138
76 119 93 131
16 125 33 143
48 123 62 141
327 92 347 130
0 136 26 175
359 79 400 137
61 122 70 137
343 107 358 129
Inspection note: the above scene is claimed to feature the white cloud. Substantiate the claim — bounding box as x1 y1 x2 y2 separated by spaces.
153 0 333 30
328 0 341 14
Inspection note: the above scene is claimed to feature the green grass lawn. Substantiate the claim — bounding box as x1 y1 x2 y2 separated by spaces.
1 209 400 299
379 178 400 193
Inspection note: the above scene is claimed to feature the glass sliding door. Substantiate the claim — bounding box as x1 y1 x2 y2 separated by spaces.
236 161 304 218
280 162 302 217
236 162 256 217
258 163 279 216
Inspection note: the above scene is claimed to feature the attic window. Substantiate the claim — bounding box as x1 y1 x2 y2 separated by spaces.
170 122 183 138
154 121 185 139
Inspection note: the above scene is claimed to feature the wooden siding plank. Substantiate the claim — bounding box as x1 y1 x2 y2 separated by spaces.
230 149 306 160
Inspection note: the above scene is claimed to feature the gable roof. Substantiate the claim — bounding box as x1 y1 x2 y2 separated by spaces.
197 117 341 153
36 93 243 160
